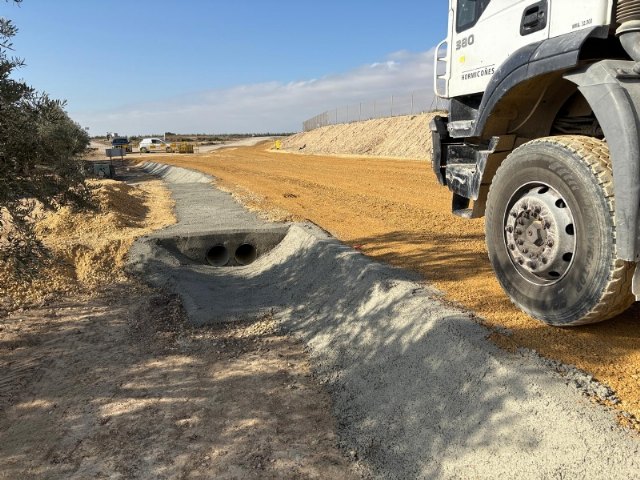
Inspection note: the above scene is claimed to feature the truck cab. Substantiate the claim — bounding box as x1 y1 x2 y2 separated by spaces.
436 1 614 98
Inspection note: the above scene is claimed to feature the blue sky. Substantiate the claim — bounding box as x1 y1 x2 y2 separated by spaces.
3 0 448 134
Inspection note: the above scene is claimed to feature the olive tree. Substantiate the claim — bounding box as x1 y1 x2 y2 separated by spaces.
1 2 90 258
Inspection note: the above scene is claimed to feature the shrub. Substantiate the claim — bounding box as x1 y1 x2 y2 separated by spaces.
0 4 90 260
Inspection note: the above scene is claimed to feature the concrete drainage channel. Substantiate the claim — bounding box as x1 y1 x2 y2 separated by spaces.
128 162 640 479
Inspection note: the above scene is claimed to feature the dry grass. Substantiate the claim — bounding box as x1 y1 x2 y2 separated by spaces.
0 177 175 313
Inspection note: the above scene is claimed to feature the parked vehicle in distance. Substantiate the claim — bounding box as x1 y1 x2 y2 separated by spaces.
139 138 173 153
111 136 132 153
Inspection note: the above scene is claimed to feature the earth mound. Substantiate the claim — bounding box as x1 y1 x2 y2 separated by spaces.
281 112 442 159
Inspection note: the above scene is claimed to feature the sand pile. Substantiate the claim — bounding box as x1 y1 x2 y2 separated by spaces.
281 112 441 159
0 178 175 314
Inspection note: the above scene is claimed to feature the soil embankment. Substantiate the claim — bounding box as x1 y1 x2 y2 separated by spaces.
281 113 439 159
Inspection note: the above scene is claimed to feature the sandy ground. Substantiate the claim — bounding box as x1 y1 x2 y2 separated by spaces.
0 288 362 479
197 137 278 154
155 144 640 428
0 171 362 479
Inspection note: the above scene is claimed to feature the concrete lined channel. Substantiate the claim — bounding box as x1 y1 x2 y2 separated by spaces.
128 162 640 479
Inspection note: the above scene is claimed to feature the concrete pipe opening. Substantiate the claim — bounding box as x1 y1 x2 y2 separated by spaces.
235 243 258 265
206 244 230 267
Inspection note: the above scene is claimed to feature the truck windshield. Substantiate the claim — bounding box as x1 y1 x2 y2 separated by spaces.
457 0 491 32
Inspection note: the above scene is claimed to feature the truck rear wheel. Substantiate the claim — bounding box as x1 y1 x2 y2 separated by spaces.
485 136 635 326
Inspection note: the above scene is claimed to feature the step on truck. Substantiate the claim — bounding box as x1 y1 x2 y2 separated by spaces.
432 0 640 325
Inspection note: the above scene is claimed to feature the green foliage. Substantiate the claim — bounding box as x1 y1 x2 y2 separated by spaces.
1 3 90 262
0 9 89 212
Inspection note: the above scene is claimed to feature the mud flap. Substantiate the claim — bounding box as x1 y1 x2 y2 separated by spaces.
632 264 640 300
565 60 640 262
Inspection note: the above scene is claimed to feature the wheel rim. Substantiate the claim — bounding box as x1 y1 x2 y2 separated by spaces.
503 183 576 285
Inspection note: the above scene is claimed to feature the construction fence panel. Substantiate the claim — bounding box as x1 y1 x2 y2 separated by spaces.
302 89 445 131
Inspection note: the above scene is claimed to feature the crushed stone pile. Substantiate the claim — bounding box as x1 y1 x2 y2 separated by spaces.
281 112 442 159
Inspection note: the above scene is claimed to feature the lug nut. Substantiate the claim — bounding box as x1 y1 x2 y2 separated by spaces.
517 239 524 246
511 211 517 218
509 244 516 250
547 239 554 247
528 261 538 270
541 257 548 264
506 226 514 233
518 258 525 265
522 248 529 254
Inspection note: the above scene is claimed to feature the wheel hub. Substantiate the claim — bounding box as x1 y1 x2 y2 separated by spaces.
505 184 576 283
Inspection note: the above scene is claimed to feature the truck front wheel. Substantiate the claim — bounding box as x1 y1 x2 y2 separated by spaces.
485 136 634 326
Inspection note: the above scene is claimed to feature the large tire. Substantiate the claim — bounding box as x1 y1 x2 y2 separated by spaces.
485 135 635 326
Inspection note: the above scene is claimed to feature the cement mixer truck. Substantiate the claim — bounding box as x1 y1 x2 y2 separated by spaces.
431 0 640 325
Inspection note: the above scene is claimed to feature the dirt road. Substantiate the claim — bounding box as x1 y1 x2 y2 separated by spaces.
0 287 361 479
151 144 640 426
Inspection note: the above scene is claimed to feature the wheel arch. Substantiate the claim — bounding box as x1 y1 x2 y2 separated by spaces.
563 61 640 262
471 25 616 139
472 81 591 217
455 26 627 217
475 66 640 263
470 36 640 264
476 70 640 264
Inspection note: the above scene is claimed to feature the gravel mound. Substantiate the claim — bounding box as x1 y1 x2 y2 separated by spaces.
281 113 440 159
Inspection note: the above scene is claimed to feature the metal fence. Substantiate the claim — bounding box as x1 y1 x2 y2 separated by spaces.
302 89 446 131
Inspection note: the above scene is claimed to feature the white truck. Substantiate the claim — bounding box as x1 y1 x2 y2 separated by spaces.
432 0 640 325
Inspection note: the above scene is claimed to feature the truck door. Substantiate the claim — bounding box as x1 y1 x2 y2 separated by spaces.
445 0 551 98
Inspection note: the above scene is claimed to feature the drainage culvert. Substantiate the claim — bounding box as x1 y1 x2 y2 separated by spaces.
206 244 230 266
235 243 258 265
157 226 289 267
